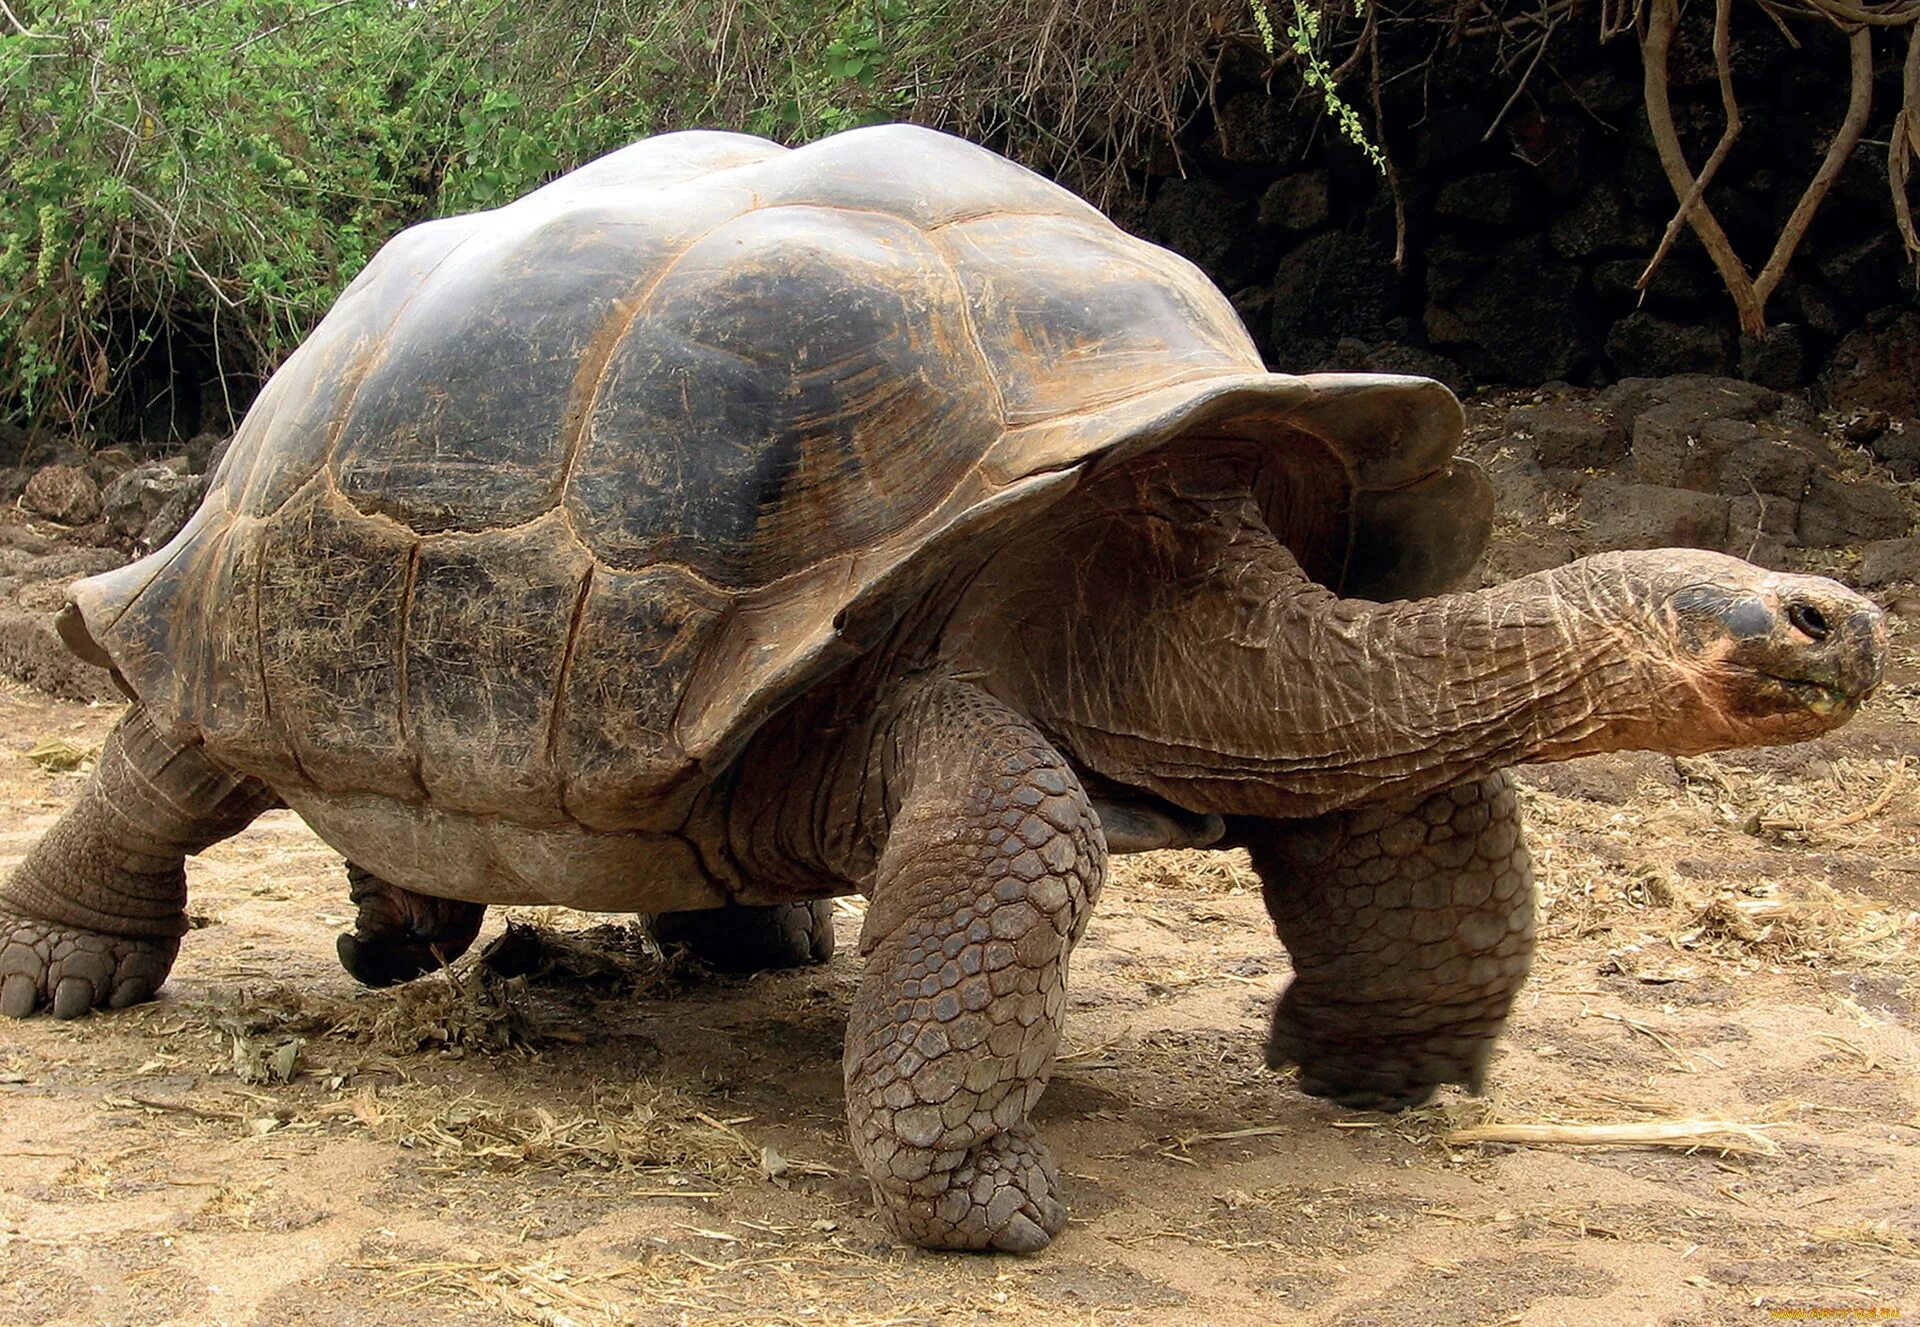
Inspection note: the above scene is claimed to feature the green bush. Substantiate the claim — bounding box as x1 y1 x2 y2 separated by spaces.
2 1 439 436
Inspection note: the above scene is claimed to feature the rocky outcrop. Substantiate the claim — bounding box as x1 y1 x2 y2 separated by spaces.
1822 312 1920 421
101 461 205 550
0 538 125 704
1482 376 1917 577
20 465 101 526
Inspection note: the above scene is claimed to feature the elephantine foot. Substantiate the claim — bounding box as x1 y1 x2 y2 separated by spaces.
0 905 180 1018
1268 996 1495 1111
336 866 486 989
650 900 835 973
873 1124 1068 1253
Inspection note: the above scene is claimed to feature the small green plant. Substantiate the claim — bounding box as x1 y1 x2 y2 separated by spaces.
1252 0 1385 171
0 0 460 438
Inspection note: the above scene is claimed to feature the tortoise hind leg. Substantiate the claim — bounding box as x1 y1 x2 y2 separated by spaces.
649 901 835 972
336 865 486 988
1 706 277 1018
1239 771 1536 1111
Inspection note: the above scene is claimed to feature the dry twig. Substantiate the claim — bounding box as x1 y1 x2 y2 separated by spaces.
1449 1118 1782 1156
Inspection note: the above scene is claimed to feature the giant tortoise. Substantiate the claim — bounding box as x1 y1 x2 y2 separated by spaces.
0 125 1887 1252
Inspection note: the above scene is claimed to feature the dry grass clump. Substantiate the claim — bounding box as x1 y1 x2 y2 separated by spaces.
120 921 847 1188
157 967 544 1069
1645 751 1914 850
185 1181 327 1233
333 1079 774 1183
1110 847 1261 896
1679 881 1912 966
1809 1222 1920 1259
1590 870 1915 972
152 920 699 1075
1519 747 1917 974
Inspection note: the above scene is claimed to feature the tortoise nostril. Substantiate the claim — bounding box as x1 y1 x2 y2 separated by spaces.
1787 601 1831 642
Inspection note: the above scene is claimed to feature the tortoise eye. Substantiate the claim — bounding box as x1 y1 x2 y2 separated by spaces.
1787 601 1830 642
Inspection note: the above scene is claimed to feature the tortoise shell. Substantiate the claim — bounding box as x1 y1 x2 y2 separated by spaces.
66 125 1489 836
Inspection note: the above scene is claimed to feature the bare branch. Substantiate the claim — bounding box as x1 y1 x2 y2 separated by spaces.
1891 26 1920 260
0 0 55 39
231 0 368 54
1638 0 1743 298
1637 0 1764 330
1752 25 1875 308
1482 7 1561 144
1797 0 1920 27
1365 8 1408 268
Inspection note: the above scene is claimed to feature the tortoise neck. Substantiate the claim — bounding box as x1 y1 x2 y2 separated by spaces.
946 485 1683 819
1132 555 1668 818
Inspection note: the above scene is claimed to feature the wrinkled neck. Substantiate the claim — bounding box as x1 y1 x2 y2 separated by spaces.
945 484 1679 819
1153 554 1668 816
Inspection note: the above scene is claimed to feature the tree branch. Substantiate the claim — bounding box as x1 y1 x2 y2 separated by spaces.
1752 24 1874 308
0 0 54 39
1890 25 1920 260
1638 0 1745 297
231 0 367 54
1637 0 1764 330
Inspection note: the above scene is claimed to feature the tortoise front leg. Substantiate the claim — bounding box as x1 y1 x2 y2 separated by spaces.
846 678 1105 1253
1238 772 1536 1110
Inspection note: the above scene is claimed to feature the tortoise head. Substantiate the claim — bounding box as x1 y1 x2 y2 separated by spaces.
1619 551 1886 748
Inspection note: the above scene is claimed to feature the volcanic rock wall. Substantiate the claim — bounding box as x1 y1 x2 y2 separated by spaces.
1116 14 1918 407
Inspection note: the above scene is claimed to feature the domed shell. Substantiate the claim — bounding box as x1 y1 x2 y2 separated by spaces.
66 125 1489 831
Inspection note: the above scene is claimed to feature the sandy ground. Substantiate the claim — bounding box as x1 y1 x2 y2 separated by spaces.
2 617 1918 1326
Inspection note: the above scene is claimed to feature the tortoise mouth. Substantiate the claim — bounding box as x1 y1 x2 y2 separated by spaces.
1766 674 1866 718
1690 578 1887 725
1750 662 1880 720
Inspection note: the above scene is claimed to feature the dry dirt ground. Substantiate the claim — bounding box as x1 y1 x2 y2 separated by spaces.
1 625 1917 1326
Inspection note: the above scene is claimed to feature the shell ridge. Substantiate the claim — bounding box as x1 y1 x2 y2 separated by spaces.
394 538 428 799
73 489 229 644
925 227 1010 429
318 218 495 483
565 541 734 595
74 334 315 641
253 484 319 789
923 207 1092 233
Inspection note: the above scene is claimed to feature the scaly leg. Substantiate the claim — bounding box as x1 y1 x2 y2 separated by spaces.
335 865 487 988
1 707 276 1018
649 900 835 972
1240 772 1536 1110
845 678 1105 1253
